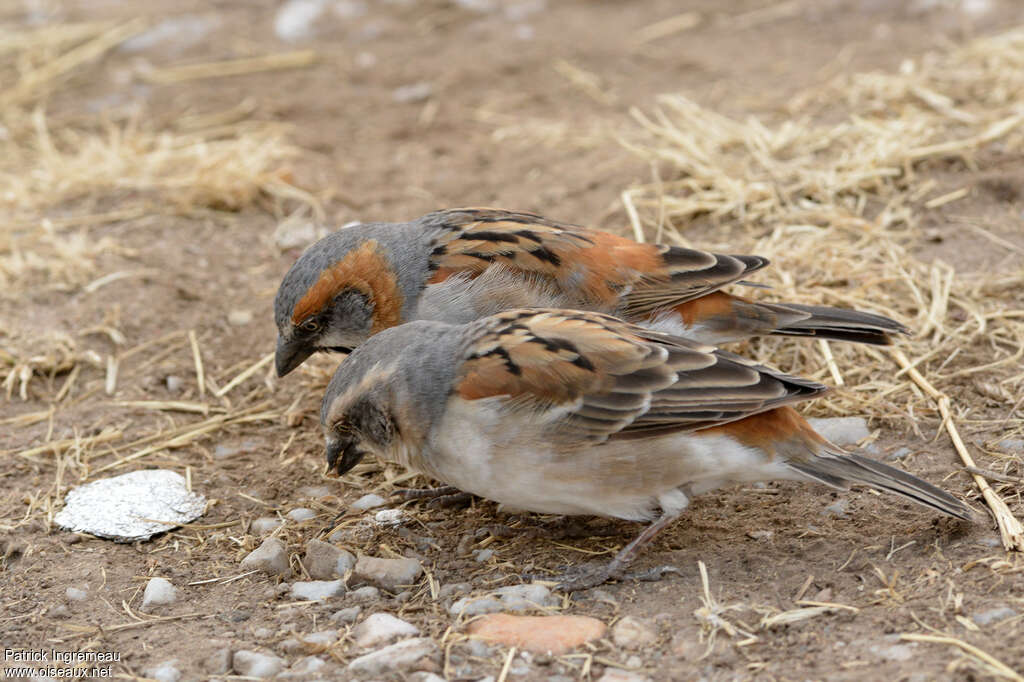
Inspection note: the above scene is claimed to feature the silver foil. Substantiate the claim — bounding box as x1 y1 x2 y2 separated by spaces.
54 469 206 542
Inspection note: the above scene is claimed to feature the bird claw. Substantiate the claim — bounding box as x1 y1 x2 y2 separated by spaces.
392 485 475 509
392 485 462 500
553 561 682 592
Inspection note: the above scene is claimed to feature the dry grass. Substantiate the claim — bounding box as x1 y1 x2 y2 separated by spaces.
0 21 321 535
622 27 1024 549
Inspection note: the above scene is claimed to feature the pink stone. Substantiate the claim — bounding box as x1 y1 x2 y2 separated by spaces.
466 614 606 654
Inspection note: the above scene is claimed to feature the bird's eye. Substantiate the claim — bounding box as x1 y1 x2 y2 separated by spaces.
301 319 320 333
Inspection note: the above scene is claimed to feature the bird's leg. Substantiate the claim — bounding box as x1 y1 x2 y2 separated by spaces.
555 506 685 592
392 485 475 509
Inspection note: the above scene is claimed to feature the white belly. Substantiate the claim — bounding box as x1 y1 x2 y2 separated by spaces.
422 398 796 522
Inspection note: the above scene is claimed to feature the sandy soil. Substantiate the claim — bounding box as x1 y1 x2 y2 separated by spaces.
2 1 1023 680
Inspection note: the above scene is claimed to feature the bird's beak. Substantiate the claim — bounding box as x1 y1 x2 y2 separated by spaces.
325 437 365 476
275 335 314 377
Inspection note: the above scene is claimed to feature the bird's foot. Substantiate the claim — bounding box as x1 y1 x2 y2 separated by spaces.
393 485 475 509
550 561 681 592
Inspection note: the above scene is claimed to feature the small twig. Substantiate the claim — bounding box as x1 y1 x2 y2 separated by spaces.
215 353 273 397
819 339 844 387
144 50 316 84
890 348 1024 551
188 329 206 398
900 633 1023 681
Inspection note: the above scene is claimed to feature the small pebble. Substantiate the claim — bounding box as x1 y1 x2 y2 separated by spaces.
973 606 1017 626
349 585 381 602
746 530 773 541
165 375 183 392
227 309 253 326
409 673 447 682
202 648 232 674
330 606 362 624
241 537 291 577
996 438 1024 452
438 582 472 600
352 493 388 510
373 508 406 526
450 583 555 615
143 660 181 682
392 82 433 103
49 604 70 618
823 499 849 517
887 447 912 461
291 655 328 673
299 629 339 651
467 639 494 657
611 616 657 649
874 643 914 661
352 613 420 648
142 577 177 610
250 517 283 535
300 485 331 498
354 555 423 591
473 548 495 562
304 539 355 580
347 637 439 675
274 0 328 42
232 650 285 678
290 580 345 601
286 507 316 522
597 670 652 682
252 627 274 639
65 587 88 602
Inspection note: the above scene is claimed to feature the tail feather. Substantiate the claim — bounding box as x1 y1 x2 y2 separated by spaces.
764 303 910 346
788 447 973 521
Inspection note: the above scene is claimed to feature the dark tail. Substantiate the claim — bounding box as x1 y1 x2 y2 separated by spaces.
788 446 974 521
764 303 910 346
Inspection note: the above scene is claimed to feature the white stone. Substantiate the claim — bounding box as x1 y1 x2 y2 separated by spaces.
287 507 316 522
330 606 362 624
202 648 232 674
874 643 914 661
274 0 329 42
305 539 355 580
352 493 388 511
349 586 380 602
347 637 438 675
143 661 181 682
165 375 183 392
352 612 420 648
65 587 88 601
290 580 345 601
250 517 282 534
354 555 422 591
611 616 656 649
292 655 328 673
374 508 406 526
824 499 849 517
273 217 328 250
449 596 504 616
299 630 339 649
492 583 555 610
232 650 285 678
227 309 253 326
142 577 177 609
241 537 291 577
973 607 1017 626
392 82 433 104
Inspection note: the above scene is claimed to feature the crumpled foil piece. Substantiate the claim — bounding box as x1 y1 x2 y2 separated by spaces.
54 469 206 542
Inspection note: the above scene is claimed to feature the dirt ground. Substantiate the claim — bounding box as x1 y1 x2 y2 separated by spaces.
3 0 1024 680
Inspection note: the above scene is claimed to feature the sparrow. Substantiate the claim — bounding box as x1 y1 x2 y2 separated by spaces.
274 208 909 376
319 308 971 590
